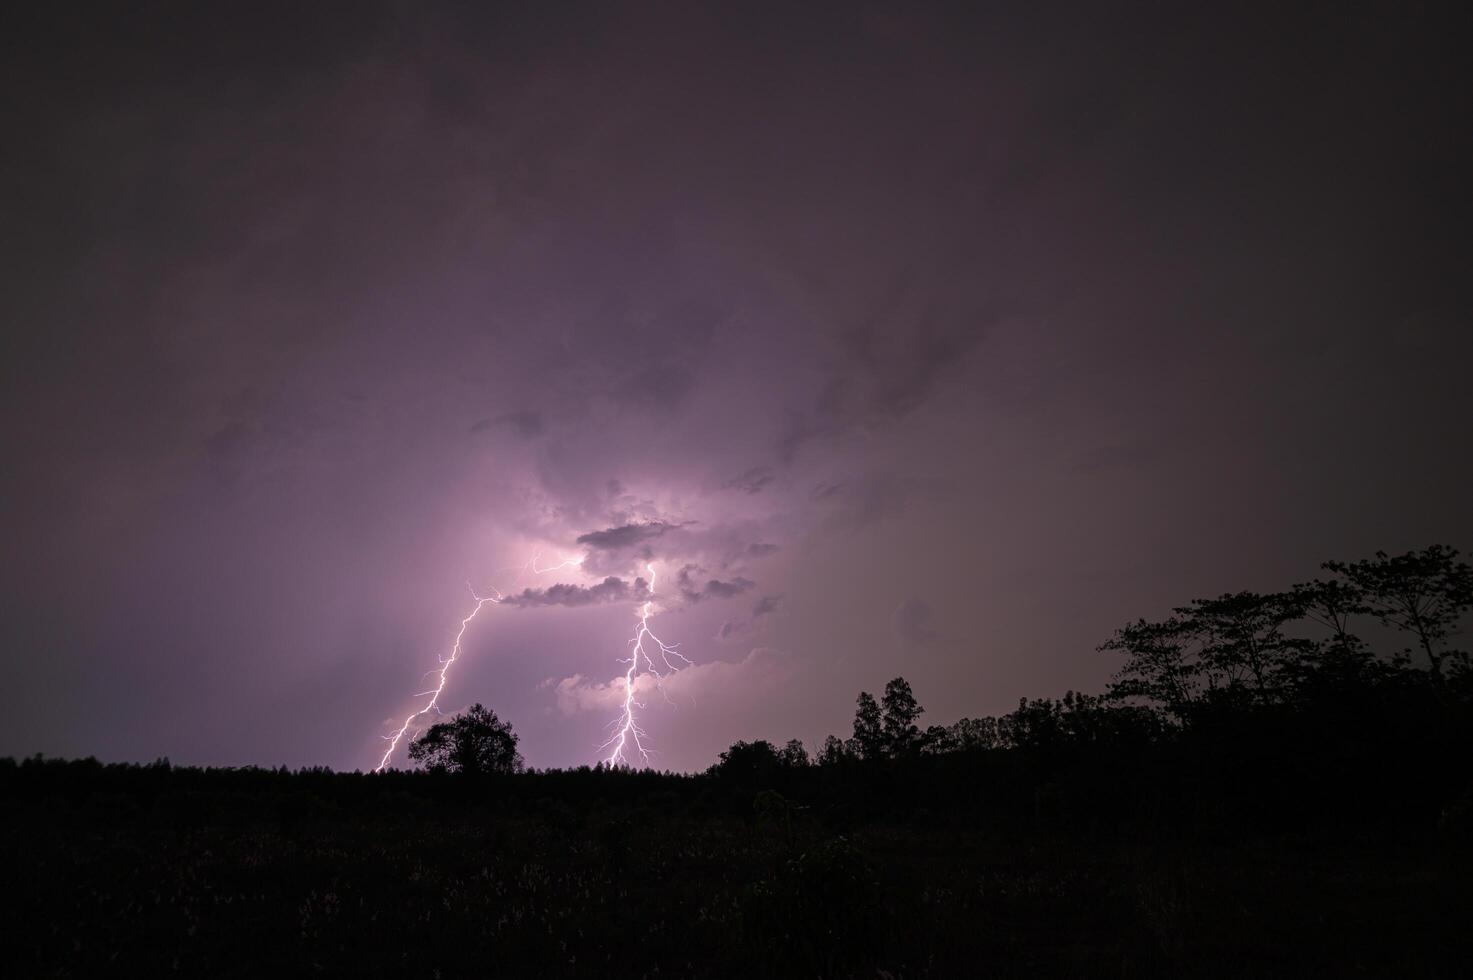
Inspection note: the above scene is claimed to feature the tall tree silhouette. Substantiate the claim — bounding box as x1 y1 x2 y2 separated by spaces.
850 691 885 760
881 677 924 756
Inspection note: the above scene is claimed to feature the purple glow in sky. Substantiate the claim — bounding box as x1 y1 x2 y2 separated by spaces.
2 3 1470 771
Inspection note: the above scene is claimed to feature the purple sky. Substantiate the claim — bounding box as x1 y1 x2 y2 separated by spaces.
3 3 1471 771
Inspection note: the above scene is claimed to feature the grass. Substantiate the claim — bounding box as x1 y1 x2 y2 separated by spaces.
4 782 1469 978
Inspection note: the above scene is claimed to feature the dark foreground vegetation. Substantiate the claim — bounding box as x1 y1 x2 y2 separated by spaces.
4 547 1471 978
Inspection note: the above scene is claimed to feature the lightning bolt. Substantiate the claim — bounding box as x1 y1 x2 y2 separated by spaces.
374 550 570 772
601 562 692 767
374 583 502 772
373 551 694 772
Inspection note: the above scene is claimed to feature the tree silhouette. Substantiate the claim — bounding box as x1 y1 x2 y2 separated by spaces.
849 691 885 760
1324 546 1472 682
881 677 924 756
779 738 810 767
712 739 782 782
920 724 957 754
1290 577 1378 685
999 696 1065 751
1174 591 1310 703
1293 578 1368 658
407 703 524 775
1101 616 1201 721
949 716 1000 751
816 734 851 766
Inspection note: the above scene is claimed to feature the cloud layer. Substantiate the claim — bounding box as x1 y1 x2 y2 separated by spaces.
2 4 1470 772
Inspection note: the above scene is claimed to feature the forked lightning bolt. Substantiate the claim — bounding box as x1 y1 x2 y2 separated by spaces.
601 563 692 766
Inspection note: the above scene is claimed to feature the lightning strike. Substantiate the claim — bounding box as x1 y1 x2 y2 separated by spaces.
373 550 582 772
374 549 693 772
374 583 502 772
601 563 692 767
530 552 584 575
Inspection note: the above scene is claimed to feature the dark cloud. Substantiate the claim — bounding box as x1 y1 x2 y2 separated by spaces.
574 519 778 577
499 576 651 609
701 578 755 600
573 521 686 576
894 596 939 647
724 466 775 495
751 595 783 618
677 564 755 604
575 522 679 552
716 593 783 642
810 482 845 501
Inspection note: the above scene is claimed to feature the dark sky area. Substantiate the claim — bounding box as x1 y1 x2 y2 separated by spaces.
3 2 1470 771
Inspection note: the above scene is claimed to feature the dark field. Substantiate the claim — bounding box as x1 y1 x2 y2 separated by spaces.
4 755 1470 979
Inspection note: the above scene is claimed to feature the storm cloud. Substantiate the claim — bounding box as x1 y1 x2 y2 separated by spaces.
676 565 757 604
716 594 784 643
498 577 651 609
575 523 680 552
2 3 1469 773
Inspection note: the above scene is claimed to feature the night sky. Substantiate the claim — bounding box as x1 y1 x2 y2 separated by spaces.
3 2 1470 772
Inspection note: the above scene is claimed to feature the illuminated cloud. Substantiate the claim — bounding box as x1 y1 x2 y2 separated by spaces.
543 647 795 717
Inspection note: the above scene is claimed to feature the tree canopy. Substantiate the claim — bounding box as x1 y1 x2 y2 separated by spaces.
1100 546 1472 719
407 703 524 775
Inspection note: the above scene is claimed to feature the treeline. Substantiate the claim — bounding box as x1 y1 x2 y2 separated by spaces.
728 544 1471 766
3 546 1469 979
704 545 1472 838
4 546 1470 841
718 685 1160 777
